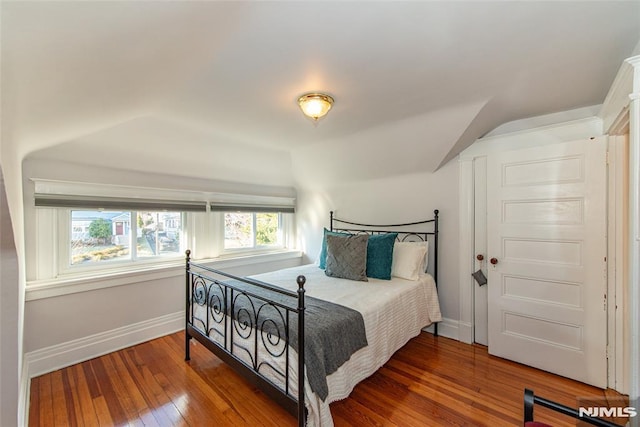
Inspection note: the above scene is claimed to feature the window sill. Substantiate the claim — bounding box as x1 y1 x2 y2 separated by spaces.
25 250 303 301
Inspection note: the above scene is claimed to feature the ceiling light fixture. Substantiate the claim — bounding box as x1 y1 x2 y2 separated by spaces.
297 93 334 122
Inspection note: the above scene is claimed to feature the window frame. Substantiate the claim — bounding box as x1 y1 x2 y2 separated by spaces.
58 209 187 276
48 209 293 278
27 179 297 286
221 211 285 255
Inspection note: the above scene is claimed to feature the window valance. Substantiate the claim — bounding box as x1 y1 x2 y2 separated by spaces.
209 203 295 214
32 179 295 212
34 194 207 211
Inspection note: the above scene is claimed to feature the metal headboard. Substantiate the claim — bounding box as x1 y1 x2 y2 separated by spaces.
330 209 440 335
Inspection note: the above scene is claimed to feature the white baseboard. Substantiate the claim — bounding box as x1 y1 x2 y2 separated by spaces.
25 311 183 380
457 320 473 344
423 317 459 341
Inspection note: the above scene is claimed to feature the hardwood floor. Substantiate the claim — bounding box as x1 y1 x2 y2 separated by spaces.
29 331 622 426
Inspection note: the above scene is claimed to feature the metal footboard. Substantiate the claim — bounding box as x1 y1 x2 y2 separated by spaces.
185 250 306 426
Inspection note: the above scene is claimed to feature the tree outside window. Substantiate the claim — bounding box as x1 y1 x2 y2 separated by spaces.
70 210 181 265
71 211 130 264
224 212 280 250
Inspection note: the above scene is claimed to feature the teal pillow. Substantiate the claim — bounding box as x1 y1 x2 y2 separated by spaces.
319 228 351 269
366 233 397 280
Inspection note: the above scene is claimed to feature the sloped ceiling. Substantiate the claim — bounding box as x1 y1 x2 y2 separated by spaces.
2 1 638 187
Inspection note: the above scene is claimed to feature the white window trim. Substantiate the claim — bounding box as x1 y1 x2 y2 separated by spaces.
219 212 290 256
58 209 187 276
25 249 302 301
28 180 298 291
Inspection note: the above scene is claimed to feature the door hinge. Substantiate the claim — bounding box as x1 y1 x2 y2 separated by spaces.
606 151 610 165
604 293 607 311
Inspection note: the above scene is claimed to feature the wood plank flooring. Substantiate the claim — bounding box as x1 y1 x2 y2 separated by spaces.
29 331 623 426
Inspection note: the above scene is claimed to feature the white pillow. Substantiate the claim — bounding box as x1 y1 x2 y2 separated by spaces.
418 241 430 271
391 241 429 281
400 241 429 270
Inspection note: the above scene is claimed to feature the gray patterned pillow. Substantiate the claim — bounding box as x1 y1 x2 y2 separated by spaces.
324 233 369 282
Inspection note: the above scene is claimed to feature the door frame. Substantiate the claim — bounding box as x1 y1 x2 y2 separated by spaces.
458 117 625 391
472 156 488 346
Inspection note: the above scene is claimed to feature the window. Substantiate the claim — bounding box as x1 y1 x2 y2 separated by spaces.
224 212 282 251
30 179 296 284
69 210 182 266
136 211 181 258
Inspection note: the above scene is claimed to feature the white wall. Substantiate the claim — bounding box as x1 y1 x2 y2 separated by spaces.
295 160 460 327
1 106 28 427
0 168 21 427
23 256 302 355
21 158 302 374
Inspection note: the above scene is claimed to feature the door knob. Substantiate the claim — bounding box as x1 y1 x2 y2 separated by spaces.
490 257 498 265
476 254 484 261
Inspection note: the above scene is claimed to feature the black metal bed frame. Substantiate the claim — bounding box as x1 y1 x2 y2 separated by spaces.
184 210 440 426
185 254 307 425
524 388 623 427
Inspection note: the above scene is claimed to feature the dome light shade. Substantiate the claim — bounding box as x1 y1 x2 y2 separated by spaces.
297 93 334 121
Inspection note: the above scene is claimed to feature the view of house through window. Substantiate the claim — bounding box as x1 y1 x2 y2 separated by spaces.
136 211 181 258
70 210 181 265
224 212 280 250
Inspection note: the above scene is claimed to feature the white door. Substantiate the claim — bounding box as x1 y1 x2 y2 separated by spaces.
487 137 608 388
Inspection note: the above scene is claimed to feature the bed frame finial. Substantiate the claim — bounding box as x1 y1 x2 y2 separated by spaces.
296 275 306 289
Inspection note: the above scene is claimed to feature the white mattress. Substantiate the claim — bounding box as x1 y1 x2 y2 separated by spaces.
191 264 442 426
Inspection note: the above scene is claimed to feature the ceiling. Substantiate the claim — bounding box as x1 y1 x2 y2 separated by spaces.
2 1 639 187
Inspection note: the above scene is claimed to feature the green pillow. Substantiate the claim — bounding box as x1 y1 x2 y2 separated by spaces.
366 233 397 280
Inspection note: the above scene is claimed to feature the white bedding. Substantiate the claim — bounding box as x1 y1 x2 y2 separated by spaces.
191 263 442 426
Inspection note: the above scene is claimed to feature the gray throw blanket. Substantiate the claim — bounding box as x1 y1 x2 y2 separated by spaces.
194 279 368 401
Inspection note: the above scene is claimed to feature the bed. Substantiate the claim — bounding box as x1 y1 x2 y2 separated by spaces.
184 210 442 426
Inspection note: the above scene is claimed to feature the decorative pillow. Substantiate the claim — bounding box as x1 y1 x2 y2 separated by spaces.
366 233 398 280
318 228 351 269
391 241 428 281
402 240 429 271
414 241 429 271
324 234 369 282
